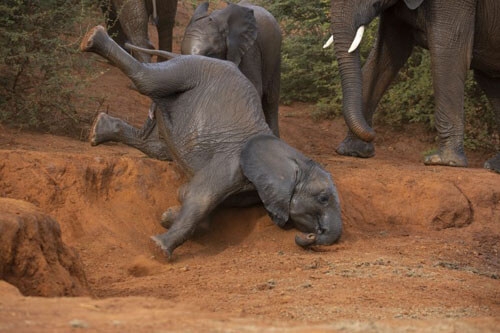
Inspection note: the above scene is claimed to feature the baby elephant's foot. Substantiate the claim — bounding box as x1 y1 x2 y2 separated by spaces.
160 206 180 229
80 25 106 52
151 233 174 259
424 148 468 168
89 113 119 146
484 153 500 174
336 136 375 158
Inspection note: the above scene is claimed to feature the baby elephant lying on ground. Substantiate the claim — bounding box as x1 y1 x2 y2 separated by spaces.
81 26 342 258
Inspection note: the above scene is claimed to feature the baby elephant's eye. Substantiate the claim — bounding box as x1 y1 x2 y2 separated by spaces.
318 193 330 204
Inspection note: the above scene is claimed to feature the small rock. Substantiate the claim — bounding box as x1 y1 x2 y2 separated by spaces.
111 320 122 326
301 281 312 288
256 280 276 291
69 319 89 328
179 266 189 272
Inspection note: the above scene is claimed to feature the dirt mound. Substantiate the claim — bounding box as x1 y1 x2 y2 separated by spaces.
0 198 89 296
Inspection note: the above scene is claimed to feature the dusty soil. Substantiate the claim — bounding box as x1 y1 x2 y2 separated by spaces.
1 3 499 331
0 199 88 297
1 100 499 332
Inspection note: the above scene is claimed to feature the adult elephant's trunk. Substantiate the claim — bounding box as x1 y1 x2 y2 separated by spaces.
333 24 375 142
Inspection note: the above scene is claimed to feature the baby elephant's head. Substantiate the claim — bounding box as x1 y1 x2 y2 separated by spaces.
241 135 342 247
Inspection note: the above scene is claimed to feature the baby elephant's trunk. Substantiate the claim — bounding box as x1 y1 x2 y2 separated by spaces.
295 233 316 248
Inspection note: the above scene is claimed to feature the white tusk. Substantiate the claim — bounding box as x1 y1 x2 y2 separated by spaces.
323 35 334 48
348 25 365 53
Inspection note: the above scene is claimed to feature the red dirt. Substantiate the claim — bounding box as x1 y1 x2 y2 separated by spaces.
0 198 88 297
1 3 499 331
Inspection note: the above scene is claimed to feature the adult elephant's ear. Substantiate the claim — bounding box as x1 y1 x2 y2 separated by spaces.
403 0 425 10
240 135 299 228
190 2 209 24
224 4 257 66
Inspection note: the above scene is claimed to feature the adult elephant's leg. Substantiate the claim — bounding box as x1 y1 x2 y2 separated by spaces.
475 70 500 173
336 12 414 158
423 3 475 167
100 0 127 48
151 156 245 258
112 0 152 63
156 0 178 52
262 65 281 137
89 112 171 161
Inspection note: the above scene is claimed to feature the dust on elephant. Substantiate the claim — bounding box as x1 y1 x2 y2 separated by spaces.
89 1 282 160
99 0 178 62
81 26 342 258
324 0 500 173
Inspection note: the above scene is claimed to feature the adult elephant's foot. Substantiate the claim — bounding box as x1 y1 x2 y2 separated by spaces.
89 112 119 146
160 206 180 229
484 153 500 174
424 148 468 168
336 135 375 158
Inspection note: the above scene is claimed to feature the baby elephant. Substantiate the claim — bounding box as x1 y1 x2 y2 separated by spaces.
81 26 342 258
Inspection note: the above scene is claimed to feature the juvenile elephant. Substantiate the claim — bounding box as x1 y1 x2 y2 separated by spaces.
81 26 342 258
324 0 500 173
90 1 282 160
99 0 178 62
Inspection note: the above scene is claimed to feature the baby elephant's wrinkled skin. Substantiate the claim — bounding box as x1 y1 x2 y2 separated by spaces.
81 26 342 258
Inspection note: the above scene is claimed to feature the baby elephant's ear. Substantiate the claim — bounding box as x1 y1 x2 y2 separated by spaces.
240 135 299 227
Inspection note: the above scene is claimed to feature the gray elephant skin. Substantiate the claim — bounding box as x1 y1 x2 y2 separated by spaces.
99 0 178 62
90 1 282 160
327 0 500 173
81 26 342 258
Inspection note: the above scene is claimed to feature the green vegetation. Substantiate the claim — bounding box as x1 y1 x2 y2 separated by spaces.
0 0 99 134
260 0 498 151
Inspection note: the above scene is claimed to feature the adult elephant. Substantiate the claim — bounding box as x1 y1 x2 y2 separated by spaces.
81 26 342 258
324 0 500 173
99 0 178 62
90 1 282 160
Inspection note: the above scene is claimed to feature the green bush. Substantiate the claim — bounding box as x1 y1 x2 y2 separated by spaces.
0 0 99 134
260 0 498 151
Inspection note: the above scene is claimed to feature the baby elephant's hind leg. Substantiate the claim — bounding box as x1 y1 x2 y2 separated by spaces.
90 112 171 161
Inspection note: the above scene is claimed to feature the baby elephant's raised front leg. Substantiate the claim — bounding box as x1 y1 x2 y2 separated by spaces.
151 157 244 259
160 206 211 236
